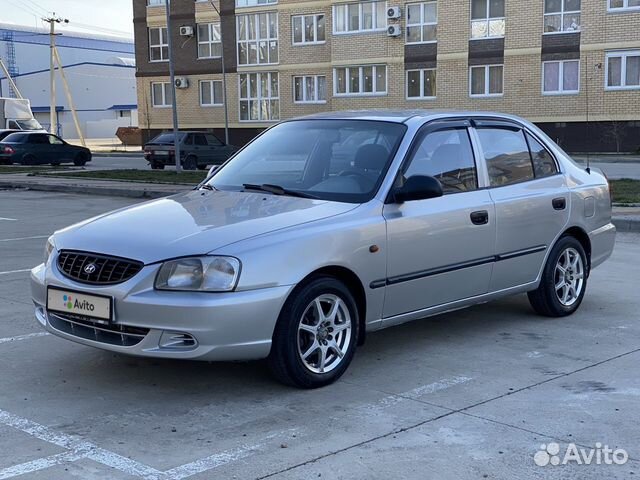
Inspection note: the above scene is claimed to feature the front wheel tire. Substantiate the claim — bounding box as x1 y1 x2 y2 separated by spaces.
528 236 588 317
268 276 359 388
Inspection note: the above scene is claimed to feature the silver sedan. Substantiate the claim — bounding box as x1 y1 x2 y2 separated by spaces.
30 111 616 388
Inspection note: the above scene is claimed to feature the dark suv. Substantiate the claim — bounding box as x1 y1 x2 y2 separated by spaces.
144 131 237 170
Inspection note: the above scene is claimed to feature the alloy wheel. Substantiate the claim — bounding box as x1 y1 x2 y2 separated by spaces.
554 247 585 306
297 294 352 374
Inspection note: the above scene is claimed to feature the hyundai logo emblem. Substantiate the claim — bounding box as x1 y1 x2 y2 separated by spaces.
84 263 97 274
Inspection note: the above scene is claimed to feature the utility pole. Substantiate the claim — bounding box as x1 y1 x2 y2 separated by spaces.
165 0 182 173
208 0 230 145
43 14 68 135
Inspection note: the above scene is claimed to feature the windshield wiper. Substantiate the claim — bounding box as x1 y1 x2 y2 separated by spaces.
242 183 317 199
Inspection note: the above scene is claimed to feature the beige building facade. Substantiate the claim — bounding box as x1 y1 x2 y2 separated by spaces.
133 0 640 151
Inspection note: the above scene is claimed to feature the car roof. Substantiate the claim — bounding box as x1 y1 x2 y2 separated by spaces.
295 109 528 124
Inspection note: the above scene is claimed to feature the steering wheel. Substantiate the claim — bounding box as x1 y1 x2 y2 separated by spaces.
338 169 371 181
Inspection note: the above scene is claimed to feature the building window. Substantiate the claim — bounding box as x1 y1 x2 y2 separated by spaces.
200 80 223 106
608 0 640 11
293 75 327 103
147 0 165 5
197 23 221 58
406 69 436 99
151 82 172 107
237 13 278 65
149 27 168 62
606 50 640 90
334 65 387 96
543 60 579 94
333 1 387 34
470 0 505 39
292 14 325 44
239 72 279 121
236 0 277 6
406 2 437 44
544 0 580 33
470 65 503 96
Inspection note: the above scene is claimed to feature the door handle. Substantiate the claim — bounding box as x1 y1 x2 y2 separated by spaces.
470 210 489 225
552 197 566 210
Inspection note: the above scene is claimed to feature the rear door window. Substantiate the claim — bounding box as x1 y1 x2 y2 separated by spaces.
526 132 558 178
193 134 208 146
477 127 534 187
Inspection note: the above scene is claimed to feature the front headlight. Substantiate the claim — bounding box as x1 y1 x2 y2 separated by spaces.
155 256 241 292
44 236 56 264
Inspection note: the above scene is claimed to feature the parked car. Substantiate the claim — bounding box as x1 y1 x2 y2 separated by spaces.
143 131 237 170
31 111 616 388
0 132 91 166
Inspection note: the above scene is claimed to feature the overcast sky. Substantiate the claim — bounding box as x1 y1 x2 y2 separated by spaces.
3 0 134 39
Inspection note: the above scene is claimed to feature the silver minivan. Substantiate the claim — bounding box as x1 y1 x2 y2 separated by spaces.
31 111 616 388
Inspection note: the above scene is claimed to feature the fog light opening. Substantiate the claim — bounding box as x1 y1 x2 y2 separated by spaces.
158 331 198 350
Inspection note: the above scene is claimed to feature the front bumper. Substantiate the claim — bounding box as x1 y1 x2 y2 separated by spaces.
30 259 293 361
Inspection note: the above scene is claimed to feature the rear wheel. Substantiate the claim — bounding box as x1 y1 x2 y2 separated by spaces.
183 155 198 171
73 153 88 166
268 276 358 388
23 154 37 165
528 236 588 317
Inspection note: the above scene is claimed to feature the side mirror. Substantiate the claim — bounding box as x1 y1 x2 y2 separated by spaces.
393 175 443 203
208 165 219 177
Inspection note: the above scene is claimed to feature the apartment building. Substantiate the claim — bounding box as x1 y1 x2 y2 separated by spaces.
133 0 640 151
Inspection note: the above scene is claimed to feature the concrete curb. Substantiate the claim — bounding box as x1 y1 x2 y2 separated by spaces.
0 181 187 199
612 217 640 233
91 152 144 157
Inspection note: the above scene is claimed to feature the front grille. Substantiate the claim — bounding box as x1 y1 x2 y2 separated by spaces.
48 312 149 347
57 250 143 285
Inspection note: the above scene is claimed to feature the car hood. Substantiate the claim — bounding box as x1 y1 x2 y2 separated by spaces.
53 189 357 264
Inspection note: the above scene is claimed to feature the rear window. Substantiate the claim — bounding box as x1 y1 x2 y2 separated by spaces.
2 133 30 143
148 133 185 145
477 127 535 187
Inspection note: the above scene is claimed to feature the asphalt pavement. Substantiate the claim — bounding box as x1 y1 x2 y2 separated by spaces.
0 190 639 479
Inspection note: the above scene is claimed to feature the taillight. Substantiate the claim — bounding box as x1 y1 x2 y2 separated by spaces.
2 146 14 154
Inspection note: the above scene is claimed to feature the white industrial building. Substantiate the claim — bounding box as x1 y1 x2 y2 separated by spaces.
0 23 137 139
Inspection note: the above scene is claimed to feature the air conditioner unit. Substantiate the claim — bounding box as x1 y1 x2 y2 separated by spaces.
387 25 401 37
179 25 194 36
174 77 189 89
387 6 401 19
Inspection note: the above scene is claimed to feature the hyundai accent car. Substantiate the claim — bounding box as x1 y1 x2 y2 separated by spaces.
31 111 616 388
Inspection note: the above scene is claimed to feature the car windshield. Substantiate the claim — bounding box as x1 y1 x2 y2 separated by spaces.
148 133 185 145
207 120 406 203
16 119 43 130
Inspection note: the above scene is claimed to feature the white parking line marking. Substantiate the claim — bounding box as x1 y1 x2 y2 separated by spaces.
0 235 49 242
164 429 300 480
0 409 163 480
0 407 299 480
0 217 17 221
359 376 473 413
0 269 31 276
0 451 85 480
0 332 50 345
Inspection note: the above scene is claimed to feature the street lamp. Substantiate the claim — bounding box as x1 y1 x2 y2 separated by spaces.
208 0 230 145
